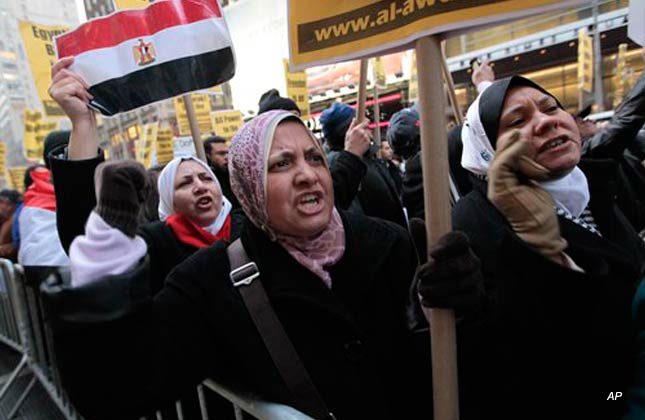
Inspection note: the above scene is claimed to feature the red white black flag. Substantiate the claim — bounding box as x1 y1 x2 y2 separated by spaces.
55 0 235 116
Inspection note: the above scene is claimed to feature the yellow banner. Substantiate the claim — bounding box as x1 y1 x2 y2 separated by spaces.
578 28 593 93
110 133 124 147
136 122 158 168
23 110 57 162
613 43 628 107
211 110 243 142
288 0 581 69
0 143 6 179
174 94 213 136
19 21 69 117
35 120 60 161
24 110 42 161
373 57 386 88
408 50 418 104
283 59 311 119
8 167 27 193
156 128 174 165
114 0 150 10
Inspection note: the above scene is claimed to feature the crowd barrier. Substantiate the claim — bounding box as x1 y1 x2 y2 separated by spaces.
0 259 313 420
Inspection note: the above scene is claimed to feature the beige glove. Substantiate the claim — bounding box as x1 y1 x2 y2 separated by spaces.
488 130 577 269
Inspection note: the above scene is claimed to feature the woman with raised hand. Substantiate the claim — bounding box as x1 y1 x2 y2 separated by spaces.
416 76 645 420
44 110 427 420
47 57 242 295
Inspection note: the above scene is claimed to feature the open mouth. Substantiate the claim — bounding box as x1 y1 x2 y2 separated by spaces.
539 136 569 153
296 192 324 214
196 196 213 209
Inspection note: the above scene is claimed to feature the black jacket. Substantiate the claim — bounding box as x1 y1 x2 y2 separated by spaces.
582 69 645 232
448 158 644 420
327 149 407 228
43 211 427 420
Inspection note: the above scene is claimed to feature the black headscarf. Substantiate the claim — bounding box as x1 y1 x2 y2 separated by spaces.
478 76 563 148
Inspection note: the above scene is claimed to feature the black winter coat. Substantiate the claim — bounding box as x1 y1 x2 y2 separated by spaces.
448 158 645 420
43 211 428 420
582 69 645 232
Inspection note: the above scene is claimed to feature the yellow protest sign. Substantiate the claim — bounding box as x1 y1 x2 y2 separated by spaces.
0 144 6 180
613 43 628 107
24 110 42 161
114 0 150 10
288 0 582 69
156 128 174 165
136 122 158 168
35 119 60 160
173 94 213 136
19 21 69 117
373 57 386 88
8 167 27 193
578 28 593 93
408 50 418 104
211 110 243 142
283 59 311 119
110 133 124 147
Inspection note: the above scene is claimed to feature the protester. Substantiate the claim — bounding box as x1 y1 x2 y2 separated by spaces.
18 131 71 267
577 68 645 234
49 56 245 419
391 107 469 219
321 102 407 227
257 88 300 115
43 110 428 420
378 140 402 193
415 75 644 420
203 135 239 209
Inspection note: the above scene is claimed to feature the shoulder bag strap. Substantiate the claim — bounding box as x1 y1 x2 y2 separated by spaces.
226 239 336 420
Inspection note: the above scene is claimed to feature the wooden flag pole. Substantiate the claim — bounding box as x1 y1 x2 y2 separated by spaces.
373 84 381 144
416 35 460 420
440 41 463 125
183 94 207 162
357 59 369 121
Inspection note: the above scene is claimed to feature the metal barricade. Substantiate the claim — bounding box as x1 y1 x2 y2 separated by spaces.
0 260 81 420
146 380 314 420
202 379 315 420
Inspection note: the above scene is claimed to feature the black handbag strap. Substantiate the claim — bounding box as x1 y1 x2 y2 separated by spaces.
226 239 336 420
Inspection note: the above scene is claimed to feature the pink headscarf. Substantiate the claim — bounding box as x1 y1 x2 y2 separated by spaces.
229 110 345 288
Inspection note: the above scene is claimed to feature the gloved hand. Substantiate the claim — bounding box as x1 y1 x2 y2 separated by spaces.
94 160 151 237
487 130 568 265
416 231 484 312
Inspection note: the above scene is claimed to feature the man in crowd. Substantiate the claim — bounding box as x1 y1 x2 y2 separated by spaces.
378 139 402 194
203 135 239 209
320 102 406 227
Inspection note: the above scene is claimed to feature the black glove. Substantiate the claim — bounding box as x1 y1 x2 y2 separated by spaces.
416 231 484 312
94 160 151 237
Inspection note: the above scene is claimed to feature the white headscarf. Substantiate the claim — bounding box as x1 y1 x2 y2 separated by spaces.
461 90 590 218
157 156 232 234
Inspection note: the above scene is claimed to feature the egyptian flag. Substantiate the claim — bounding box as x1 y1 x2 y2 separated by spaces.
55 0 235 116
18 169 69 266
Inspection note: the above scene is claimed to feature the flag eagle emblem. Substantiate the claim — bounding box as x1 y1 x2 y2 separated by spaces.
133 39 156 66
